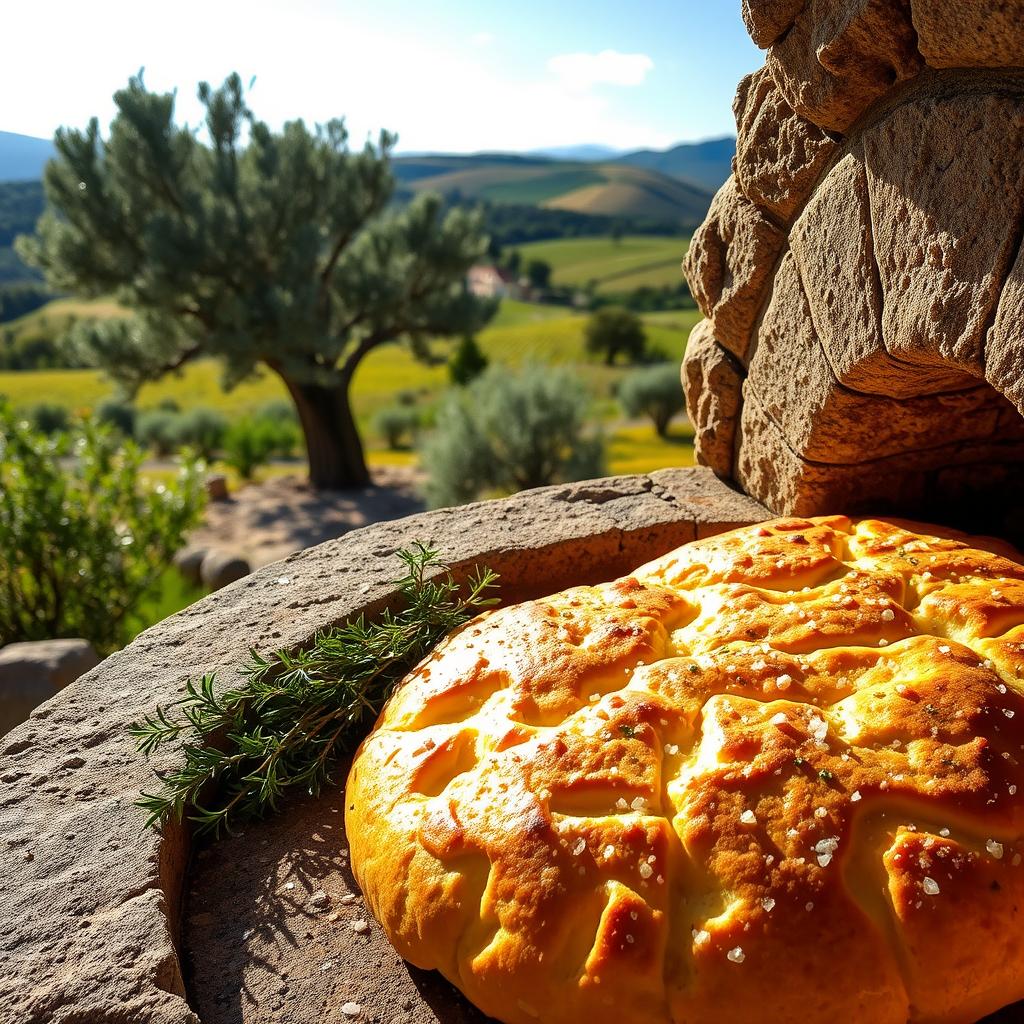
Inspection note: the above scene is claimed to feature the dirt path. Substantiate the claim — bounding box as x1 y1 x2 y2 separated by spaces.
187 466 425 568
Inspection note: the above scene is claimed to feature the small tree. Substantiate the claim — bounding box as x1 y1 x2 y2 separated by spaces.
18 73 496 490
618 363 686 437
222 416 278 480
527 259 552 290
448 334 489 385
373 405 421 450
422 364 604 508
584 306 646 365
0 404 204 652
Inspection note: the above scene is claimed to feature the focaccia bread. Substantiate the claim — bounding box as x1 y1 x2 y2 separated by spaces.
346 516 1024 1023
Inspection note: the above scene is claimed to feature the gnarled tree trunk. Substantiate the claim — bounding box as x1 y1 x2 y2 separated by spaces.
279 374 370 490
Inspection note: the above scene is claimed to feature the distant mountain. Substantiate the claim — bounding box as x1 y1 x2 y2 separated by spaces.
528 144 622 162
617 136 735 194
393 153 713 229
0 131 54 183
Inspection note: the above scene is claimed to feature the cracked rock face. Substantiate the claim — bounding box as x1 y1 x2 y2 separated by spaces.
683 0 1024 519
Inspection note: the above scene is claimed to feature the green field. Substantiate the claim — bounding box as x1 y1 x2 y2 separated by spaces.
0 298 702 475
517 235 689 294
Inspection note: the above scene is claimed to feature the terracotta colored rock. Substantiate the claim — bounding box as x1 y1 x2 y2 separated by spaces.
684 177 785 361
765 0 922 131
912 0 1024 69
204 474 229 502
0 639 100 737
741 0 805 48
863 92 1024 376
732 68 839 223
681 319 743 477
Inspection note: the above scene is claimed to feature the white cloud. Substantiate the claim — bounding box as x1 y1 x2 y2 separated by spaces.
471 31 495 47
546 50 654 92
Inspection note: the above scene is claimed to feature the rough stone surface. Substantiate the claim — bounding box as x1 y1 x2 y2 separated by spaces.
732 68 839 223
0 470 768 1024
200 549 252 591
736 393 1024 529
682 320 743 478
683 177 785 362
789 153 970 396
988 240 1024 416
864 92 1024 376
766 0 923 131
688 2 1024 516
745 252 1024 464
0 640 101 738
912 0 1024 70
741 0 806 48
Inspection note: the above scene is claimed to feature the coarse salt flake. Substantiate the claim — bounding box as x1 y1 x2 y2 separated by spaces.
987 839 1005 859
603 845 615 859
814 806 828 818
639 862 653 880
881 608 895 622
770 712 788 726
776 674 793 690
341 1003 361 1018
740 809 757 825
851 790 862 802
922 877 940 896
572 838 586 857
727 946 745 963
692 929 710 945
351 919 369 934
761 897 775 912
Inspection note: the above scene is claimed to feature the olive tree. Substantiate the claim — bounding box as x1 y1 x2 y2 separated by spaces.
18 73 495 489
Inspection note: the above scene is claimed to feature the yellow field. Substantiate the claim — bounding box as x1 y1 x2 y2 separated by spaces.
0 299 702 476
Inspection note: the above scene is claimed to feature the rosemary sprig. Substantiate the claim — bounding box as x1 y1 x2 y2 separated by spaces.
130 543 499 836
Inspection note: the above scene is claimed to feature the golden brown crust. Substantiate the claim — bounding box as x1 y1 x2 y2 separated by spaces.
346 517 1024 1024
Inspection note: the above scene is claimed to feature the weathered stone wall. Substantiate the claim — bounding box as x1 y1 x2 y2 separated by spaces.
685 1 1024 516
0 469 767 1024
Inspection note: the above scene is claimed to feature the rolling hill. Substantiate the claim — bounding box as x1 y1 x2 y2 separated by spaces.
617 136 735 193
0 132 54 183
393 154 713 229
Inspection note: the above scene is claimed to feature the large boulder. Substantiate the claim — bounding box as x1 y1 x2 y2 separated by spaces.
0 639 100 737
683 0 1024 520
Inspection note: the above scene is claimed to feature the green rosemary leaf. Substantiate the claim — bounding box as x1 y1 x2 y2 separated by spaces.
131 545 499 837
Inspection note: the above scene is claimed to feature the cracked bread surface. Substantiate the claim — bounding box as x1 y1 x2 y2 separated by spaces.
346 516 1024 1024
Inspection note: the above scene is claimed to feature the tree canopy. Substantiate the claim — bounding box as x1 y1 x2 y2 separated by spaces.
18 73 496 488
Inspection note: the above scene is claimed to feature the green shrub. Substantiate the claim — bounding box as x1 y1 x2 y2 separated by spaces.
0 403 205 653
222 416 278 479
136 409 182 456
617 363 686 437
23 401 70 435
584 305 646 365
422 365 604 508
94 397 137 436
253 403 302 458
175 406 228 460
449 335 489 386
374 405 421 450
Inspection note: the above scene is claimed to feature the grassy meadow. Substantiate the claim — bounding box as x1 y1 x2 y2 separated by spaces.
516 235 689 294
0 297 700 475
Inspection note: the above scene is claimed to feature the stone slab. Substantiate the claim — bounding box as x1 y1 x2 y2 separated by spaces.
0 469 768 1024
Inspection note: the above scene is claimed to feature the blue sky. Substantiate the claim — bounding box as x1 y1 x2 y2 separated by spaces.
4 1 762 152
